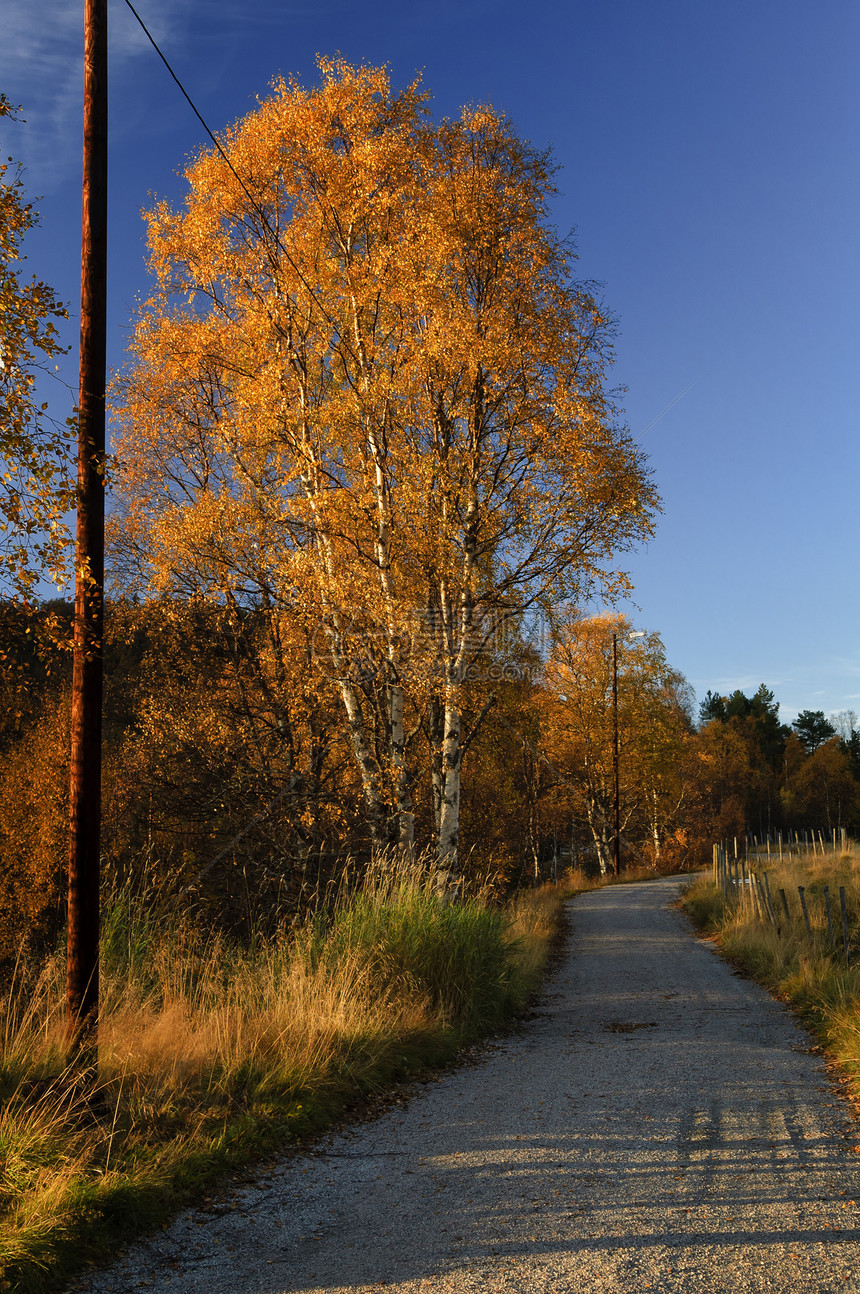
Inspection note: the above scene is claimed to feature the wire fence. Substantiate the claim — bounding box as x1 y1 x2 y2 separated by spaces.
712 831 855 964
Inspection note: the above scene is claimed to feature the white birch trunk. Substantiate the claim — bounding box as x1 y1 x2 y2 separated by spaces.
437 686 461 870
355 298 414 857
650 788 662 865
435 562 472 880
585 801 611 875
429 694 444 837
295 413 389 848
289 326 412 853
388 678 414 857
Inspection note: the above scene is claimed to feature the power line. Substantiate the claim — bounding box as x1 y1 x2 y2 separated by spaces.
123 0 238 181
121 0 340 337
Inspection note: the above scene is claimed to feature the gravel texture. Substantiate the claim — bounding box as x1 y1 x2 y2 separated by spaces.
70 876 860 1293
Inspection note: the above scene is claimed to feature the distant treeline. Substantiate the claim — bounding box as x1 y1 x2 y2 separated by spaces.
1 601 857 959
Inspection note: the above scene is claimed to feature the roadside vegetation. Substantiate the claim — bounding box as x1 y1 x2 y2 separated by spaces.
681 840 860 1092
0 860 618 1293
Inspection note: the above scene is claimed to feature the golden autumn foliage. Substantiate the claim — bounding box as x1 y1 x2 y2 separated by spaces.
540 611 695 872
3 597 853 962
0 96 73 602
110 58 657 867
0 692 69 958
780 737 859 832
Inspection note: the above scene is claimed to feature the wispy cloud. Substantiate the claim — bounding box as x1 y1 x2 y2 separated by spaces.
2 0 416 191
832 656 860 679
0 0 189 189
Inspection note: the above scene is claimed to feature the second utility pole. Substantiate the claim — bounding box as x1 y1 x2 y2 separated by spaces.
612 632 620 878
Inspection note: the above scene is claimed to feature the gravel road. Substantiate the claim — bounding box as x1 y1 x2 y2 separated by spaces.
72 876 860 1293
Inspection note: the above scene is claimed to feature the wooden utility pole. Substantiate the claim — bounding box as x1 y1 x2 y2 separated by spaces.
611 628 643 878
67 0 107 1057
612 632 620 878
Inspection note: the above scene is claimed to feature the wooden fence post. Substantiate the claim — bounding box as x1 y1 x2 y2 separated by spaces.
824 886 835 947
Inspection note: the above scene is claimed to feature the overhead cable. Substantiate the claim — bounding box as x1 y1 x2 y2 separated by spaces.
121 0 340 336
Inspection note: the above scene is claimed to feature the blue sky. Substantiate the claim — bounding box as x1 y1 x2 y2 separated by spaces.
2 0 858 722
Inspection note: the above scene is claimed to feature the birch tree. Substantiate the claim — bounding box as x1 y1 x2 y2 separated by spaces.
110 60 657 869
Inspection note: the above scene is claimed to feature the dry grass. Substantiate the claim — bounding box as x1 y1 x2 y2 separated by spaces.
681 841 860 1093
0 863 591 1292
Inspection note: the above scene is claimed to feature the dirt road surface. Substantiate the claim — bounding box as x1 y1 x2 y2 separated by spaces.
72 876 860 1293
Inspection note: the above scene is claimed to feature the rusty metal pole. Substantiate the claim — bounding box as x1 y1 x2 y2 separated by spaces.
612 632 620 878
67 0 107 1060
